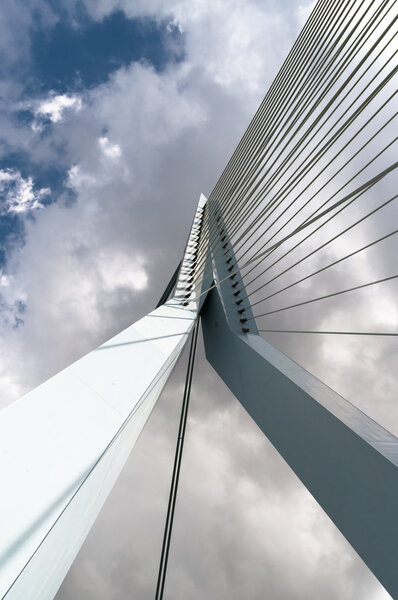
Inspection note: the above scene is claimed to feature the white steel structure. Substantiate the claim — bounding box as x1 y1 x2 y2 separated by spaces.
0 198 208 600
1 0 398 597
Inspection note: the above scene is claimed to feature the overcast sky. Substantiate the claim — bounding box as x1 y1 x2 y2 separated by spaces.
0 0 396 598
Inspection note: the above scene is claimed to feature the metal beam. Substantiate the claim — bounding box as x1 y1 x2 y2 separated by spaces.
0 195 209 600
201 286 398 599
156 261 182 308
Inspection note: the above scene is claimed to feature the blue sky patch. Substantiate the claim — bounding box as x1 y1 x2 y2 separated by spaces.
29 11 185 95
0 213 25 268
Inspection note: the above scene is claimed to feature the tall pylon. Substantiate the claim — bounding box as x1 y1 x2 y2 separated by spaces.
1 0 397 597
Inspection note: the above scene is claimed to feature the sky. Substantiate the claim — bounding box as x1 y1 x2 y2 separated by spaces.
0 0 396 599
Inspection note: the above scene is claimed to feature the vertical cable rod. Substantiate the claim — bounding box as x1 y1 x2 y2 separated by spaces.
155 319 200 600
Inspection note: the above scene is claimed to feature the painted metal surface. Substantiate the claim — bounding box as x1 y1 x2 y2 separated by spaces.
201 287 398 599
206 198 257 336
0 196 208 600
175 193 210 314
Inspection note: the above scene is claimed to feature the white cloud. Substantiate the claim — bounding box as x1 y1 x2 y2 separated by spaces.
67 164 97 191
25 93 83 132
0 274 9 287
35 93 82 123
100 251 148 291
99 136 122 159
0 168 49 213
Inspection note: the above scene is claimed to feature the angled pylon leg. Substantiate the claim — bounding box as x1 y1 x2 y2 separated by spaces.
201 286 398 599
0 196 208 600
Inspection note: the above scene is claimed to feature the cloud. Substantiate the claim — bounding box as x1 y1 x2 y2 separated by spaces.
98 136 122 159
67 164 97 190
0 0 57 74
35 93 82 123
0 168 50 213
30 93 83 131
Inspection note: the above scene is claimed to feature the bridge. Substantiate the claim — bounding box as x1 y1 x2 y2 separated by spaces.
0 1 397 598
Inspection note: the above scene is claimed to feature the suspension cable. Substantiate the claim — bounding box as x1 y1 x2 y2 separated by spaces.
155 320 200 600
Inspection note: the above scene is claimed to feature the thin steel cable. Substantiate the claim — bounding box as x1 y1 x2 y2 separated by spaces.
207 0 328 204
233 89 398 283
202 162 398 304
244 195 398 300
194 0 361 269
232 52 398 264
194 113 397 296
222 58 398 271
202 0 391 253
243 133 398 289
259 330 398 336
207 0 353 227
196 32 394 284
207 0 364 235
244 101 398 280
205 0 340 237
248 161 398 269
185 3 396 318
192 175 398 305
193 9 397 285
195 1 364 276
181 5 398 352
155 319 200 600
249 229 398 307
250 275 398 320
219 0 376 226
